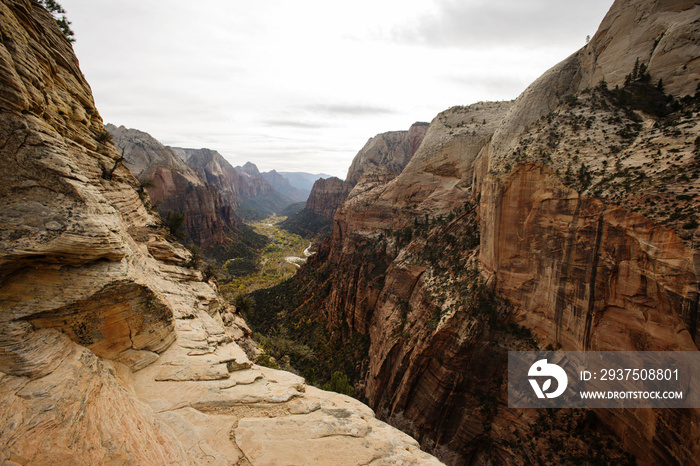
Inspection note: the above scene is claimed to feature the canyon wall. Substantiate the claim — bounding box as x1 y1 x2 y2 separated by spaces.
282 122 430 238
345 121 429 185
304 176 352 219
108 125 249 250
232 161 295 219
274 0 700 464
0 2 443 464
171 146 245 208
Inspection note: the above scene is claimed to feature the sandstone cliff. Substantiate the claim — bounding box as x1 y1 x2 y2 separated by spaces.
255 1 700 464
107 125 262 252
0 2 443 464
171 146 245 208
170 149 295 220
282 122 429 239
281 176 352 239
305 176 353 219
346 121 429 186
233 161 294 219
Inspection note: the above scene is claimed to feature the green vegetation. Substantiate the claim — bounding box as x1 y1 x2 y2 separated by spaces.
186 244 201 268
37 0 75 42
279 202 306 217
220 215 309 296
243 252 372 393
95 128 113 145
204 224 268 277
235 194 292 221
280 208 333 239
164 211 186 240
137 178 155 202
322 371 354 396
518 410 636 465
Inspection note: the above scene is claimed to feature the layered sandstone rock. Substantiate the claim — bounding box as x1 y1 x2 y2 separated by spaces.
170 147 244 207
332 102 512 255
346 122 429 185
108 125 243 249
0 2 443 464
279 0 700 464
305 176 352 219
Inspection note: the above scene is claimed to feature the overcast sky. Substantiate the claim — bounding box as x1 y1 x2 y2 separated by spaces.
61 0 614 178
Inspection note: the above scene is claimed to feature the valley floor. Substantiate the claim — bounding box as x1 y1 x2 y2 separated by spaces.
220 215 311 298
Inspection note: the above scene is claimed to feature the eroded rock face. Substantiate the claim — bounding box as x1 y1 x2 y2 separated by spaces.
345 121 429 186
305 176 352 219
279 1 700 464
108 125 241 249
172 147 245 207
331 102 512 257
578 0 700 97
230 161 295 218
488 0 700 159
284 122 429 239
479 163 698 350
478 163 700 463
0 2 442 464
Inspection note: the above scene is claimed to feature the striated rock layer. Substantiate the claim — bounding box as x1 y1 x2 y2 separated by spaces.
107 125 246 249
282 122 429 238
273 0 700 464
305 176 352 219
346 121 429 186
0 2 443 464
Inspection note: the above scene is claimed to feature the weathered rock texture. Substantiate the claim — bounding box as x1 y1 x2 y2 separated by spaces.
280 176 352 238
107 125 245 249
231 161 294 219
170 147 244 207
282 122 429 238
346 121 429 185
305 176 352 219
264 0 700 464
0 2 443 464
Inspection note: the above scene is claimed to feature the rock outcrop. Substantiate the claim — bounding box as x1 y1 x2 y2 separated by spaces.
236 161 273 195
260 0 700 464
231 161 294 219
282 122 430 239
0 2 443 464
280 176 352 238
305 176 352 219
346 122 429 186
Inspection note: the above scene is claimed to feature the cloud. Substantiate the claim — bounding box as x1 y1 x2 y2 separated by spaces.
263 120 328 129
394 0 613 49
444 74 531 96
305 104 397 116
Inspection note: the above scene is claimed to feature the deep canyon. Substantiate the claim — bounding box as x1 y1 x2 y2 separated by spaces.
1 0 700 465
